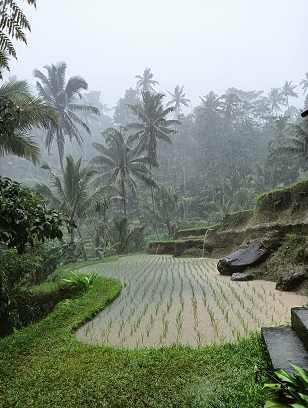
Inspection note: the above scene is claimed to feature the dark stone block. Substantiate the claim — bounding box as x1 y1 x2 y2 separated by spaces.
291 307 308 350
217 241 269 275
276 269 307 291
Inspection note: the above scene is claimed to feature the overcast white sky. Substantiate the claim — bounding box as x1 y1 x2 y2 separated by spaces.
5 0 308 111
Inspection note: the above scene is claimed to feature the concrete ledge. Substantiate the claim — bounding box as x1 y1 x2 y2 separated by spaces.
261 326 308 375
291 307 308 351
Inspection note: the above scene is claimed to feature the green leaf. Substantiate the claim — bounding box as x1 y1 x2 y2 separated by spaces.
274 368 298 386
292 365 308 386
264 400 290 407
264 383 282 390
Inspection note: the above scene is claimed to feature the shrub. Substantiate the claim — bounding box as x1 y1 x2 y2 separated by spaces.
0 249 40 337
0 177 68 254
62 272 98 293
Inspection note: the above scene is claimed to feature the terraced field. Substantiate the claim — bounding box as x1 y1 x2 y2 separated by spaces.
76 254 307 348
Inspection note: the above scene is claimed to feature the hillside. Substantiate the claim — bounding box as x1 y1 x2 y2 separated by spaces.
148 179 308 293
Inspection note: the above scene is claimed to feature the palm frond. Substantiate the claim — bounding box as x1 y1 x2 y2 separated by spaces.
0 132 40 163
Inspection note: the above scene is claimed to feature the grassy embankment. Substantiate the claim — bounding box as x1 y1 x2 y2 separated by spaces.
0 258 271 408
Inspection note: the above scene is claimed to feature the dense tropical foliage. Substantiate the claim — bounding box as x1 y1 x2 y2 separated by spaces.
4 65 308 245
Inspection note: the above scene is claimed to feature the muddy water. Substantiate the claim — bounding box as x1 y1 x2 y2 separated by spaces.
75 255 307 349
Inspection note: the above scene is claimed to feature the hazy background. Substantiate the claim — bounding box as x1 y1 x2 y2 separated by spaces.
4 0 308 110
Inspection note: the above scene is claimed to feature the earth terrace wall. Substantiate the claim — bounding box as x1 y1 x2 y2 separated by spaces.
148 179 308 258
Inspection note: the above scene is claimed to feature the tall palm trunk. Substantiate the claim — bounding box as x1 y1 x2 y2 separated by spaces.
70 225 75 246
56 129 65 174
149 163 159 239
121 180 127 217
77 227 87 261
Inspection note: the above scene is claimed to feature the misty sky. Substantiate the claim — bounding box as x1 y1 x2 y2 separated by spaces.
5 0 308 111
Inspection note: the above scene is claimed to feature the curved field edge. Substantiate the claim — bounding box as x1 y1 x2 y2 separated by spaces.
0 262 271 408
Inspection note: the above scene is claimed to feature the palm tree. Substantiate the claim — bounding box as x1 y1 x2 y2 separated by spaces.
273 119 308 163
281 81 298 111
135 67 159 93
0 0 36 76
167 85 190 118
0 79 56 164
127 91 179 168
267 88 284 116
300 73 308 95
33 62 99 172
108 215 145 254
128 91 179 237
91 128 156 216
219 92 242 124
199 91 221 113
35 155 114 247
153 183 179 236
197 91 221 126
300 73 308 109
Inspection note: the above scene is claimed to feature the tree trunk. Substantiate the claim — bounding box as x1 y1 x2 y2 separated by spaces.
182 140 187 220
149 164 159 239
122 180 127 217
77 227 87 261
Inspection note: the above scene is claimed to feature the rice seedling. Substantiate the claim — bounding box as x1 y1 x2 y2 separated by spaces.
166 297 173 313
76 254 306 349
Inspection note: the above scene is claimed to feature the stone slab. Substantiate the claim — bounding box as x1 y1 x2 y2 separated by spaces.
261 326 308 375
291 307 308 351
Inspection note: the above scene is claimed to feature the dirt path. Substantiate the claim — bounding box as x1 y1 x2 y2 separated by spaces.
75 255 307 348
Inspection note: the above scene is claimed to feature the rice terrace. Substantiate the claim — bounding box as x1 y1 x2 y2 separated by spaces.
76 254 306 348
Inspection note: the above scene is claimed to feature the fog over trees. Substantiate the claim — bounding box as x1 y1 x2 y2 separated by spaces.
1 0 308 256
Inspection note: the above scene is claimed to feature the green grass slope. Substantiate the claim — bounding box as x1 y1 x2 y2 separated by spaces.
0 260 271 408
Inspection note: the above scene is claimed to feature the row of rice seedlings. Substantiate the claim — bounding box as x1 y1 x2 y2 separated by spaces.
185 259 262 342
76 254 303 348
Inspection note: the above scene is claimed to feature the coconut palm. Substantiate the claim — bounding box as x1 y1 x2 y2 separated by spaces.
33 62 99 172
300 73 308 109
281 81 298 110
274 119 308 163
91 128 156 216
199 91 221 113
267 88 285 116
135 67 159 93
219 92 242 124
35 155 114 247
127 91 179 168
0 79 56 164
128 91 179 237
153 183 179 236
300 73 308 95
167 85 190 118
197 91 222 126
